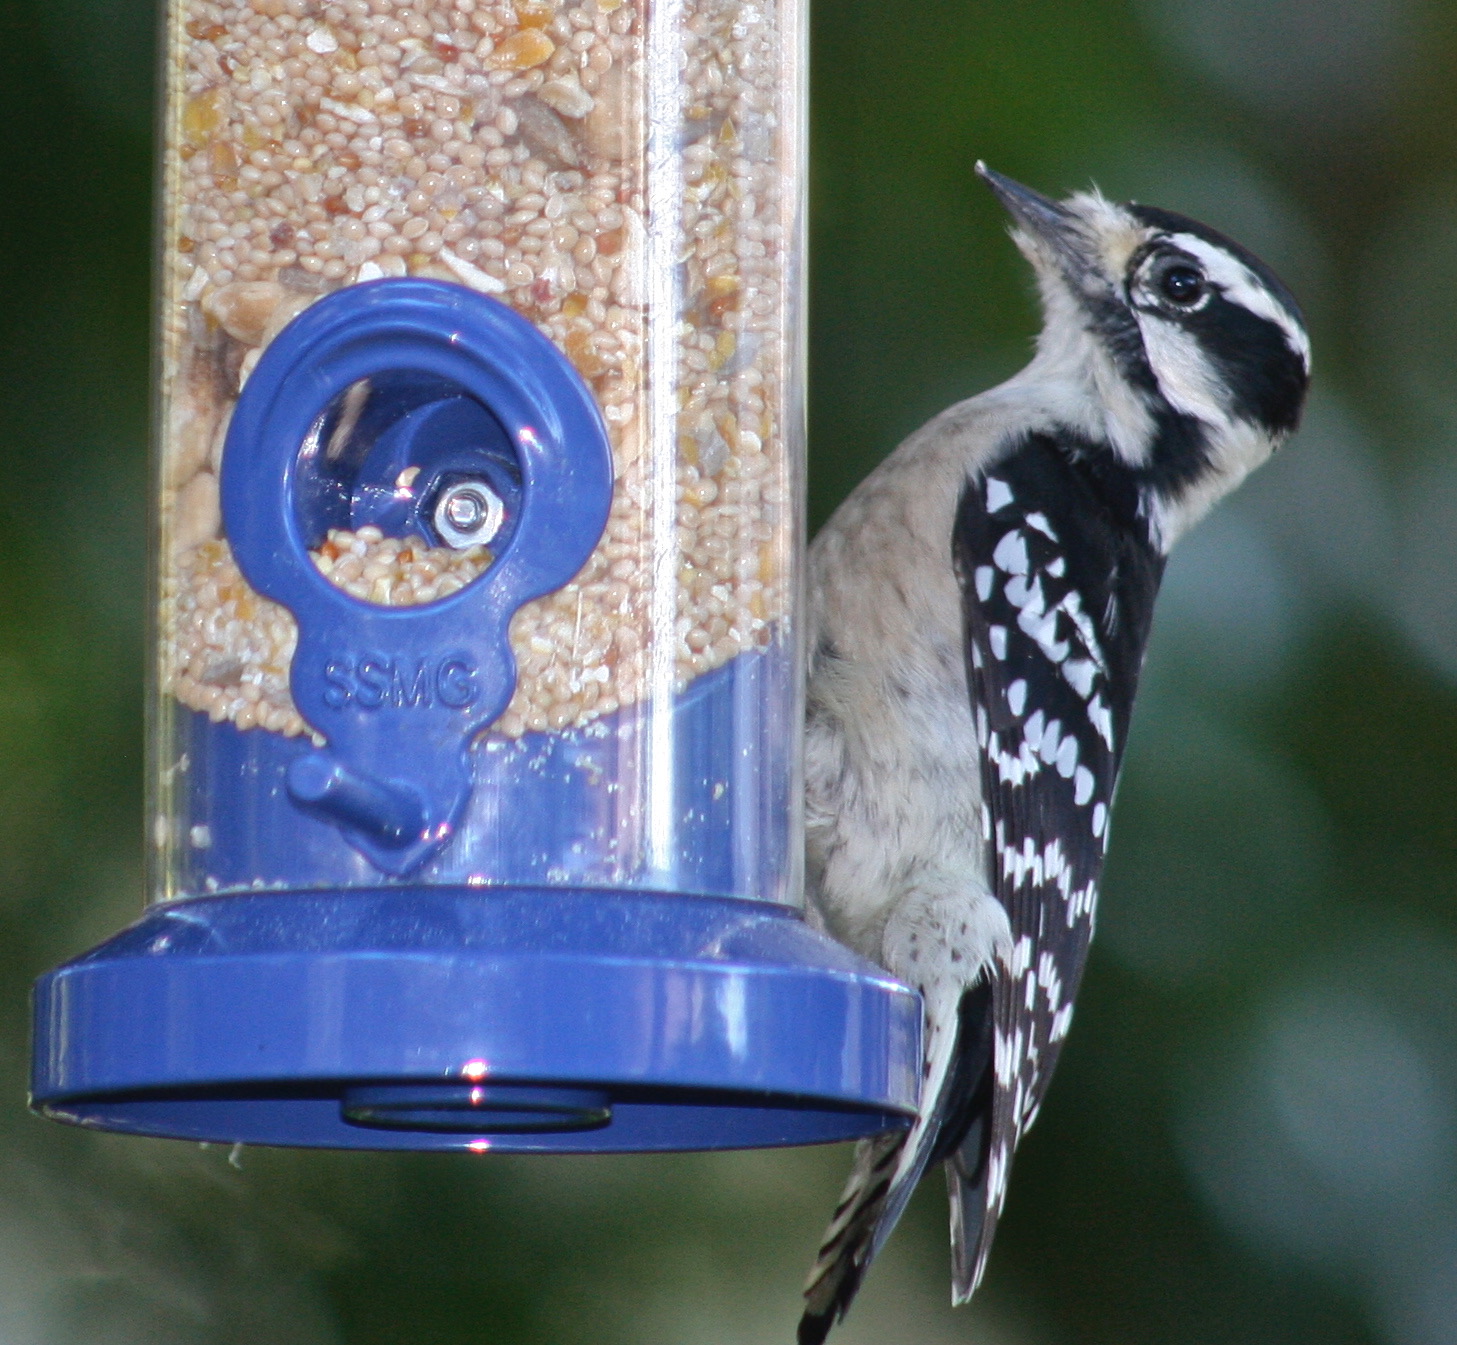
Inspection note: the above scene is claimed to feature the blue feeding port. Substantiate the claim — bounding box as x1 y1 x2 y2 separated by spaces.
31 280 921 1151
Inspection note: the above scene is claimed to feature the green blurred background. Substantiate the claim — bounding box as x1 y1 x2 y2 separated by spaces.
3 0 1457 1340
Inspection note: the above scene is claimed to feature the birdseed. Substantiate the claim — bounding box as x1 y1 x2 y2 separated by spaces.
157 0 797 739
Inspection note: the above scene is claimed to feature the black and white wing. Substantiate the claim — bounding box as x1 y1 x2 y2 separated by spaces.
947 428 1164 1295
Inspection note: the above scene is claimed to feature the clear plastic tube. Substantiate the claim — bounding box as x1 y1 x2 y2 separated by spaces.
149 0 805 905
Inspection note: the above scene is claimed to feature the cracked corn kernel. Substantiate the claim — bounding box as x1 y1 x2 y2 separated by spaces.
487 29 556 69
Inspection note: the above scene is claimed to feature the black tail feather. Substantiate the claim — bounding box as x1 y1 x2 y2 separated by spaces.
797 1132 904 1343
797 981 997 1341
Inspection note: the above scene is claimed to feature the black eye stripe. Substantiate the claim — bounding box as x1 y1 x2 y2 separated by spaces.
1128 202 1307 331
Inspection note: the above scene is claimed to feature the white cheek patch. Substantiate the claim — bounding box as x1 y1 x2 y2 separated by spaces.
1167 233 1311 372
1136 314 1231 426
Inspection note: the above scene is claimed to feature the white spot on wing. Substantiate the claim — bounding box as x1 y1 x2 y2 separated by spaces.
1020 606 1068 661
975 565 994 601
1007 679 1027 716
993 531 1030 575
1063 658 1096 698
986 477 1014 512
1038 718 1061 764
1006 573 1044 613
1038 951 1062 1009
1073 765 1094 805
1058 587 1101 648
1055 734 1078 778
1050 1003 1074 1041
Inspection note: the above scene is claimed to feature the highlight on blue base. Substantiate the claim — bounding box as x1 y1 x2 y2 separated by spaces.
31 889 922 1152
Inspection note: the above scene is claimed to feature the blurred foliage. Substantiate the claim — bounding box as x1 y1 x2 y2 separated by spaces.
2 0 1457 1341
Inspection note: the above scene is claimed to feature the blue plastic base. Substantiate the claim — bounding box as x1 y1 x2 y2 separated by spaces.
178 647 797 902
31 889 921 1152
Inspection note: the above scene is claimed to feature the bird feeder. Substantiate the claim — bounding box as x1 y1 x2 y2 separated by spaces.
31 0 919 1150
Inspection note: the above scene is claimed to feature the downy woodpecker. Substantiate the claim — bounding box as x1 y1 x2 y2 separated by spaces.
799 165 1310 1342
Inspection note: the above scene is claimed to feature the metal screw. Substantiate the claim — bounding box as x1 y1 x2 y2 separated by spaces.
433 479 504 549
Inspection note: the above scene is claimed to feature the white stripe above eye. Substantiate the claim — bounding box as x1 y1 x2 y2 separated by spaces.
1167 233 1311 371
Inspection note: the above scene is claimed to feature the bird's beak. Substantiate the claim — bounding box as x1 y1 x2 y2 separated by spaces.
975 162 1095 291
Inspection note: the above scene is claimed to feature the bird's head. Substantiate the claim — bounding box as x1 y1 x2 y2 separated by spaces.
977 163 1311 552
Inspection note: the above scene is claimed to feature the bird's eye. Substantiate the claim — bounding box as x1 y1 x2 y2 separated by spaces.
1158 264 1204 306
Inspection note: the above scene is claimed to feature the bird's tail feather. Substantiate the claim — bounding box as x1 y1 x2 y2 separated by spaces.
945 1015 998 1305
798 1131 905 1345
798 979 997 1342
799 1111 949 1345
798 983 980 1343
947 1121 993 1304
